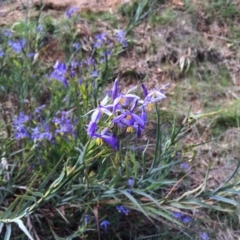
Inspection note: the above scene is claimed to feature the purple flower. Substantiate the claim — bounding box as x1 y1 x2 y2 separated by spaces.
200 232 210 240
94 33 107 48
113 93 140 113
90 69 98 78
128 178 134 187
111 78 119 100
100 220 110 232
140 89 166 110
65 6 78 19
93 128 118 150
116 205 129 215
0 48 4 57
180 163 189 169
26 52 35 58
73 42 80 50
14 125 30 140
141 83 148 97
8 39 26 54
172 212 192 223
84 215 89 225
84 57 95 66
112 110 144 128
115 30 127 47
13 112 30 125
182 216 192 223
50 60 68 87
53 111 76 137
31 124 52 142
4 29 12 37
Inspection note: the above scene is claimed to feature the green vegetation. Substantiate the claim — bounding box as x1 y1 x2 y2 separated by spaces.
0 0 240 239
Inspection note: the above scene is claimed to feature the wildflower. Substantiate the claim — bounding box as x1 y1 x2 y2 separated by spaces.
100 49 112 63
100 220 110 232
65 6 78 19
180 163 189 169
26 52 35 58
172 211 192 223
73 42 80 51
112 110 144 129
128 178 134 187
87 96 113 136
84 215 89 225
90 69 98 78
50 60 68 87
0 47 4 57
140 89 166 111
31 123 52 142
200 232 210 240
53 111 75 137
84 57 95 66
94 32 107 48
141 83 148 97
4 29 12 37
182 216 192 223
12 111 30 140
14 125 30 140
113 93 140 113
13 112 30 125
8 39 26 54
115 30 127 47
111 78 119 101
116 205 129 215
92 128 118 150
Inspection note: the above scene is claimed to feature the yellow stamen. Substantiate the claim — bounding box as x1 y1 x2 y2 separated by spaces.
126 115 132 120
147 103 154 111
126 126 134 133
119 97 126 104
96 137 103 146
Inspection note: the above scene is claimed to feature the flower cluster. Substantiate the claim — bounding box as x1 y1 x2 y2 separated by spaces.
86 78 166 150
13 106 76 143
116 205 129 215
172 211 192 223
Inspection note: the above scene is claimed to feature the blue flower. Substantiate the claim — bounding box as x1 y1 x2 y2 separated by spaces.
140 88 166 111
13 112 30 125
172 211 192 223
4 29 12 37
8 39 26 54
128 178 134 187
100 220 110 232
94 33 107 48
53 111 76 137
113 93 140 113
200 232 210 240
116 205 129 215
115 30 127 47
92 128 118 150
31 124 52 142
0 48 4 57
180 163 189 169
14 125 30 140
90 69 98 78
65 6 78 19
111 78 119 100
73 42 80 50
50 60 68 87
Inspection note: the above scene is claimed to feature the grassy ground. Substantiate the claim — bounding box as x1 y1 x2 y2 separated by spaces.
1 0 240 239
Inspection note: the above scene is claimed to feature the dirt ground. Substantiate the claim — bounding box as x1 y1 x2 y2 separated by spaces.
0 0 131 25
